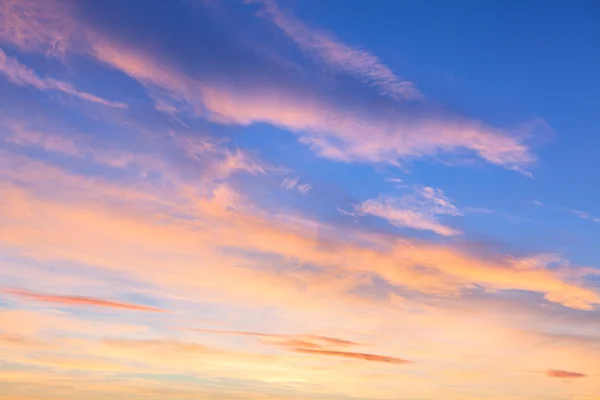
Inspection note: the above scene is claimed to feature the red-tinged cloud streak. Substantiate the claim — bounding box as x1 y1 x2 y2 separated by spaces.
184 328 361 348
546 369 587 379
4 288 166 312
291 348 412 365
184 327 411 365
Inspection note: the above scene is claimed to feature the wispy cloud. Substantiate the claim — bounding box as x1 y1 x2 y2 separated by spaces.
281 177 311 194
0 1 598 398
290 348 412 365
184 328 361 348
250 0 423 101
0 0 536 171
1 120 82 156
546 369 587 379
351 186 462 236
4 288 166 312
532 200 600 223
0 48 127 108
570 209 600 223
185 327 410 365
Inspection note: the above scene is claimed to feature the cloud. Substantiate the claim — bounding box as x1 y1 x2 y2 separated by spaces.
0 48 127 108
0 0 76 55
1 119 82 156
570 209 600 224
0 0 536 171
184 328 361 348
185 327 410 365
3 288 167 312
250 0 423 101
198 79 534 170
0 3 599 396
281 177 311 194
531 200 600 224
1 151 598 310
290 348 412 364
352 186 462 236
546 369 587 379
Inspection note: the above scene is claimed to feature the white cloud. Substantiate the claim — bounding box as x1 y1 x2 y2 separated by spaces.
352 186 462 236
281 177 311 194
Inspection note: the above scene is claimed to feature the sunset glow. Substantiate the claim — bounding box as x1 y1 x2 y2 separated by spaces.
1 1 599 399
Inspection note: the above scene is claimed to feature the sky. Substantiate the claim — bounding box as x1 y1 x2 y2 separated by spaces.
0 0 599 399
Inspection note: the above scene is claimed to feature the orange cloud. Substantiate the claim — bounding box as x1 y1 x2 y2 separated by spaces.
290 348 412 365
0 152 598 311
546 369 587 379
186 328 410 365
3 288 166 312
184 328 361 348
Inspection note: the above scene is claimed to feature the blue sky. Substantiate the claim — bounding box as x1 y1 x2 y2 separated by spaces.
0 0 599 399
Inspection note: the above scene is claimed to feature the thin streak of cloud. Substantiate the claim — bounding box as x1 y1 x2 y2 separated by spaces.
281 177 311 194
184 328 360 348
570 209 600 224
351 186 462 236
4 288 166 312
250 0 423 101
532 200 600 224
384 177 404 184
185 327 409 365
0 48 127 108
546 369 587 379
290 348 412 365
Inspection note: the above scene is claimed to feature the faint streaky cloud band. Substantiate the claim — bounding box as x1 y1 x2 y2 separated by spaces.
183 328 361 348
0 48 127 109
533 200 600 224
250 0 423 101
185 327 411 364
4 288 166 312
291 348 412 365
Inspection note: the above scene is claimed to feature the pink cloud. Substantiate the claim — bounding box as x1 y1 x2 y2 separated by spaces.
250 0 423 101
0 0 76 56
0 0 536 171
0 49 127 108
4 288 166 312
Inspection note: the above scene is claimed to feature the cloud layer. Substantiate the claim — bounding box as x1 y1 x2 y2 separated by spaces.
0 0 536 170
0 1 597 400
